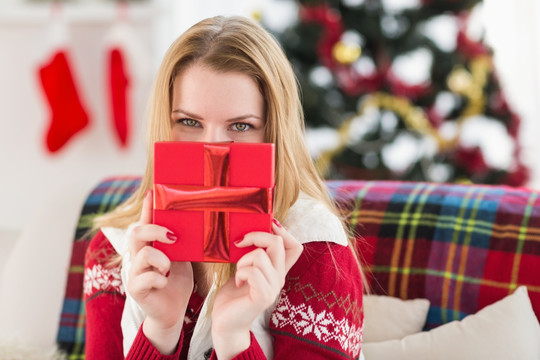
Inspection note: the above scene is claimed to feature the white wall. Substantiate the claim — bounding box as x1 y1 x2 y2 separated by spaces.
0 3 156 234
483 0 540 190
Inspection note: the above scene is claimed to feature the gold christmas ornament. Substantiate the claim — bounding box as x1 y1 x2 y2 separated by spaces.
447 67 473 93
252 10 262 22
332 40 362 65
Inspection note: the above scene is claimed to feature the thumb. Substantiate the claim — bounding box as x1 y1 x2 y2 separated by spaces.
139 189 153 225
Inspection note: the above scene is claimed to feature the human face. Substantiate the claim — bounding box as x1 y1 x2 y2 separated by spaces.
170 64 265 143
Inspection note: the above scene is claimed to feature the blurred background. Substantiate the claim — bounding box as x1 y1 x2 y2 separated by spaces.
1 0 539 244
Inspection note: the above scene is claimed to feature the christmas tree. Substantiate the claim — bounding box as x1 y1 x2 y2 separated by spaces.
264 0 529 185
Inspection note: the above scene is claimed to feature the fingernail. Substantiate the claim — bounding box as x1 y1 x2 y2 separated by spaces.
272 218 282 228
234 239 243 246
166 231 177 242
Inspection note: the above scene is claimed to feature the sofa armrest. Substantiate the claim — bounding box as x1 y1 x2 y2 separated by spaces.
0 177 99 347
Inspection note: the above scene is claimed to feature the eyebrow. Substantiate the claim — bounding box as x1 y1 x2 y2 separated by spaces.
171 108 203 120
172 108 263 122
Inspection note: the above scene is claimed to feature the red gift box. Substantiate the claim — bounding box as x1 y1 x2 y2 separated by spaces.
153 141 275 263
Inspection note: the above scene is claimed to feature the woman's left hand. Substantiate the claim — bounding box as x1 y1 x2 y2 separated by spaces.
211 220 303 359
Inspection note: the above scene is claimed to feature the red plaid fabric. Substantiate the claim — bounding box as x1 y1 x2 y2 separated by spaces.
328 180 540 329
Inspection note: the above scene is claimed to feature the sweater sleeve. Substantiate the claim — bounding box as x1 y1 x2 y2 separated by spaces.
84 230 188 360
84 230 127 360
269 242 364 360
126 324 183 359
208 332 266 360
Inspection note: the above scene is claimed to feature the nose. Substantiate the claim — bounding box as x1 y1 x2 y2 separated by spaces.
201 126 229 143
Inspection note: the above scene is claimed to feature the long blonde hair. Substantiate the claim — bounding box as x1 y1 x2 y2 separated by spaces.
96 15 363 287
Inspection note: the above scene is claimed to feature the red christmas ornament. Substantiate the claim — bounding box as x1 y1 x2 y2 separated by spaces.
503 162 530 187
38 50 90 153
453 145 489 175
456 15 490 59
334 66 384 96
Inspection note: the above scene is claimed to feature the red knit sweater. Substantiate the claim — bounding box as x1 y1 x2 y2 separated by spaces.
84 231 363 359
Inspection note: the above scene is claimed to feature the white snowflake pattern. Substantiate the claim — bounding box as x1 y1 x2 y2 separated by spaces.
84 264 124 296
271 291 363 356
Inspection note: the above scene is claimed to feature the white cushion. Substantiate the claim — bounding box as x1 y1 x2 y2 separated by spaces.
363 286 540 360
363 295 430 342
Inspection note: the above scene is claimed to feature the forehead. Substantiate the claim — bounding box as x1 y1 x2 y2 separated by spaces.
171 65 264 117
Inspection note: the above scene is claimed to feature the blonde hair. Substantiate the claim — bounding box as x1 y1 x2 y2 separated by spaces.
96 15 363 288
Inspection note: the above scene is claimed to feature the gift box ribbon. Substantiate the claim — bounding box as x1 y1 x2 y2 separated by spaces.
154 143 273 261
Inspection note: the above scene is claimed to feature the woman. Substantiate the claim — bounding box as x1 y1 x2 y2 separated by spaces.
84 15 363 360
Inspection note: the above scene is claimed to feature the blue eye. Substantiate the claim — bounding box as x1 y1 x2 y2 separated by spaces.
232 123 250 132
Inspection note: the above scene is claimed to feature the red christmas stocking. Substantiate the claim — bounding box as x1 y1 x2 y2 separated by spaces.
107 47 130 147
39 50 90 153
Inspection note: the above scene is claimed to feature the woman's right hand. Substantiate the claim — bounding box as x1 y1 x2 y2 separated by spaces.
127 189 194 354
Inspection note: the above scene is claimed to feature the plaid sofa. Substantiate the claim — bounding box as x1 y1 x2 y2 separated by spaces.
57 177 540 358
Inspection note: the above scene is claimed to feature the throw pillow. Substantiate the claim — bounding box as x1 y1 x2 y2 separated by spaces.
362 286 540 360
363 295 430 342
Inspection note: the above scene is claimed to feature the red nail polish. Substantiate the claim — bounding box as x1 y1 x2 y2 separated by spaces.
166 231 177 242
273 218 282 228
